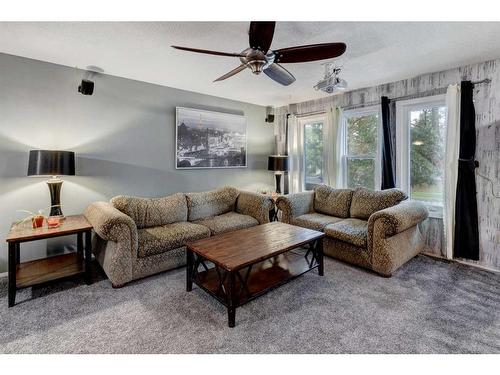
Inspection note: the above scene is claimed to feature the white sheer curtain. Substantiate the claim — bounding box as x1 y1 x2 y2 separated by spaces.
287 114 304 193
274 110 287 155
333 107 344 187
444 84 461 259
323 106 343 187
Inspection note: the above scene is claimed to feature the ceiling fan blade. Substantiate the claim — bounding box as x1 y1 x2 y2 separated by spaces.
263 63 296 86
172 45 245 58
249 21 276 53
275 43 347 63
214 64 247 82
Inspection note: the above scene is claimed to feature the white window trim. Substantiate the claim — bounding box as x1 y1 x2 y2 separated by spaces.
341 105 382 189
299 114 326 191
395 94 446 218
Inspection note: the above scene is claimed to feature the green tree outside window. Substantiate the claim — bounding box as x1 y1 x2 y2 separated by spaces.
304 122 324 190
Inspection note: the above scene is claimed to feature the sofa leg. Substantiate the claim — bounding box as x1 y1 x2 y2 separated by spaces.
112 283 125 289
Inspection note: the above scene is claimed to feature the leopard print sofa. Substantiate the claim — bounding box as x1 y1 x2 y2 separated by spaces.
277 185 428 276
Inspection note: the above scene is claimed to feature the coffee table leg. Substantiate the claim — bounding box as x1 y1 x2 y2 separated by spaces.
316 239 324 276
8 242 17 307
186 249 193 292
227 272 236 327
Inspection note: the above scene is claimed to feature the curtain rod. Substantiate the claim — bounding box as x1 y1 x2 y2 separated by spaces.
289 78 492 114
341 78 491 111
342 87 447 111
294 110 326 118
472 78 491 85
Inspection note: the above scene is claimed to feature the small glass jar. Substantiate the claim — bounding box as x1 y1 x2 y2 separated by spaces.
47 216 61 228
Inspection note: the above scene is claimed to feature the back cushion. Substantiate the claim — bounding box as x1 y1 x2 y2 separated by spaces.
314 185 354 218
350 187 407 220
110 193 187 229
186 186 239 221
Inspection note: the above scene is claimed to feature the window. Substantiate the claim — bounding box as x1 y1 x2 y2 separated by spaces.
341 107 381 189
396 95 447 214
303 120 324 190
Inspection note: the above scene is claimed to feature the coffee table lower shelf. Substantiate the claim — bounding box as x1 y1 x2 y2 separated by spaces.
187 246 323 327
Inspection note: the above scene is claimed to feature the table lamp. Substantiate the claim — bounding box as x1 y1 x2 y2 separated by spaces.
268 155 288 194
27 150 75 218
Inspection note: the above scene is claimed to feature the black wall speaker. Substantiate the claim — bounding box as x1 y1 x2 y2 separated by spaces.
265 114 275 123
78 79 94 95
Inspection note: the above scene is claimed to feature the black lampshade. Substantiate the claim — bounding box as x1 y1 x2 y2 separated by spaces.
268 155 289 172
27 150 75 176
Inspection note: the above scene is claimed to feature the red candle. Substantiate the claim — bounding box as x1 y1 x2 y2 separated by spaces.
32 215 45 229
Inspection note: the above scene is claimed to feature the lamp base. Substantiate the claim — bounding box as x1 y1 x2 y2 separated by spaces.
274 173 282 194
47 178 64 218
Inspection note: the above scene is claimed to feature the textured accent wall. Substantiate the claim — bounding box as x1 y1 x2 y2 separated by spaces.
276 59 500 271
0 53 275 272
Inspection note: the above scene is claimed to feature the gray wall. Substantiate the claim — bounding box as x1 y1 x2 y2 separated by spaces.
0 53 275 272
275 58 500 271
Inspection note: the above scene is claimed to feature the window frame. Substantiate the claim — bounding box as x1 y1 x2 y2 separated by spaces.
341 105 382 189
395 94 446 217
299 114 326 191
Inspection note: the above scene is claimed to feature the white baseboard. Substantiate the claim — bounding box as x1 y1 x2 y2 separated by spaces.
454 259 500 274
0 271 7 279
422 252 500 274
421 252 450 261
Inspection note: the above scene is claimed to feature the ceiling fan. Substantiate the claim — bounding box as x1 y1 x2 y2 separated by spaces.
172 21 347 86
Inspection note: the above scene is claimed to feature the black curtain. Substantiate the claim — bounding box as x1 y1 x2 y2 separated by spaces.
454 81 480 260
284 114 290 194
381 96 396 189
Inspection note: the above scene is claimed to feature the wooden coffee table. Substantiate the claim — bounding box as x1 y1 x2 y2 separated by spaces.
186 221 325 327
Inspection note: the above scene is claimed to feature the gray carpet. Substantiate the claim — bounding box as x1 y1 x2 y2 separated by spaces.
0 254 499 353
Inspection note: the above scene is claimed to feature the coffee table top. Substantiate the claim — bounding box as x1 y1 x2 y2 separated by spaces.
187 221 324 271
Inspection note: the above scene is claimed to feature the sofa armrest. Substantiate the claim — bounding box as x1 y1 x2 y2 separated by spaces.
368 200 428 239
84 201 138 253
236 191 274 224
367 200 428 276
276 191 315 223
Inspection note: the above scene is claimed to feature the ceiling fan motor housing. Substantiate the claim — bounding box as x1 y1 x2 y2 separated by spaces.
240 48 269 74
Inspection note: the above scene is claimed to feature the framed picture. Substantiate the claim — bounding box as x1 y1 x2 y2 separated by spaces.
175 107 247 169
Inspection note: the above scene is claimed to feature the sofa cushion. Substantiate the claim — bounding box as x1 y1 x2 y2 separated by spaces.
194 212 258 235
137 222 210 258
350 188 407 220
324 218 368 248
111 193 187 229
291 213 343 231
314 185 354 218
186 186 239 221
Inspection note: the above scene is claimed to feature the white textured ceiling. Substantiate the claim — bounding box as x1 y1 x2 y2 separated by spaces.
1 22 500 106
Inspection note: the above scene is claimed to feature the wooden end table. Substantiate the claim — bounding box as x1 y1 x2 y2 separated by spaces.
5 214 93 307
186 222 325 327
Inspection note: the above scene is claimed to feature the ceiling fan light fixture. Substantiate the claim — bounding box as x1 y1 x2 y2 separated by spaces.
247 60 267 74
